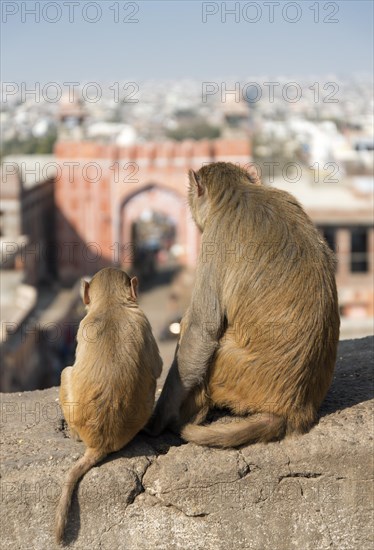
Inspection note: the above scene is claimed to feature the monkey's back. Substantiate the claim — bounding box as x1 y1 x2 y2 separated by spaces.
208 184 340 429
69 306 162 452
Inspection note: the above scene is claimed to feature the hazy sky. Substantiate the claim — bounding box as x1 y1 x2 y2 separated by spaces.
1 0 373 82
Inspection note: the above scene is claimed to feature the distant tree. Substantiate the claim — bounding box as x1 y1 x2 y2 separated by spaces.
166 121 221 141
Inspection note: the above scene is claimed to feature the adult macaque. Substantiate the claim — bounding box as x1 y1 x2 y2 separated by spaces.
55 268 162 543
148 162 339 447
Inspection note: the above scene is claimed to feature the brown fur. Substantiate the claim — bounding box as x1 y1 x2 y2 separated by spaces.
56 267 162 543
150 162 340 448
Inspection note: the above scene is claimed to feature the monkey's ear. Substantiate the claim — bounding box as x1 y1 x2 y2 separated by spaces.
188 169 204 197
83 280 90 305
130 276 138 302
246 165 262 186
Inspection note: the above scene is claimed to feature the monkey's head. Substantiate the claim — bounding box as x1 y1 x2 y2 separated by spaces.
188 162 261 231
82 268 138 307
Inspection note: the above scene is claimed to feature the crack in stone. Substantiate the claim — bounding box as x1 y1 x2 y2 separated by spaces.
125 467 213 519
237 449 257 478
160 498 209 518
278 472 322 480
145 475 246 497
122 436 184 510
126 457 154 507
280 447 335 548
280 447 305 498
99 519 125 547
253 486 275 505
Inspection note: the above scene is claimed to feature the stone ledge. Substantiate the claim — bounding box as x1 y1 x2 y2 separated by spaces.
1 336 373 550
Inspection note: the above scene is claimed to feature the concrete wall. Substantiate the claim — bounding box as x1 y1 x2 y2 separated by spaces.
0 337 373 550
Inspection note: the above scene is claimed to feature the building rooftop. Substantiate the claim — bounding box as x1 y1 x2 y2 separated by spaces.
272 176 374 223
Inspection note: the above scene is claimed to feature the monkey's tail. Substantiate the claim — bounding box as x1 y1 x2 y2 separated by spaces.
55 447 106 544
181 413 286 448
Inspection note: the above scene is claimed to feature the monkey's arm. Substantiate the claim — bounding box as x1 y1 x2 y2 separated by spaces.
148 284 223 435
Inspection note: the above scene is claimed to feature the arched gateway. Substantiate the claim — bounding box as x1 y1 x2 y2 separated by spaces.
54 139 251 283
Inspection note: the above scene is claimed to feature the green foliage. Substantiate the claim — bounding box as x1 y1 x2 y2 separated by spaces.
0 130 58 162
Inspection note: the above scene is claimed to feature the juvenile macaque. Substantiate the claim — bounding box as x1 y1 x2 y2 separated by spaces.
149 162 339 447
55 268 162 543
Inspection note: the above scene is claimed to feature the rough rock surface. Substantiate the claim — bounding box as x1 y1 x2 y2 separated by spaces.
1 337 373 550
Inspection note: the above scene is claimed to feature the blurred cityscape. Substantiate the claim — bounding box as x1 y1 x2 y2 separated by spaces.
1 76 373 392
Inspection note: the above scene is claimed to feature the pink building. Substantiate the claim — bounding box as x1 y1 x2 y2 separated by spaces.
54 139 252 283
